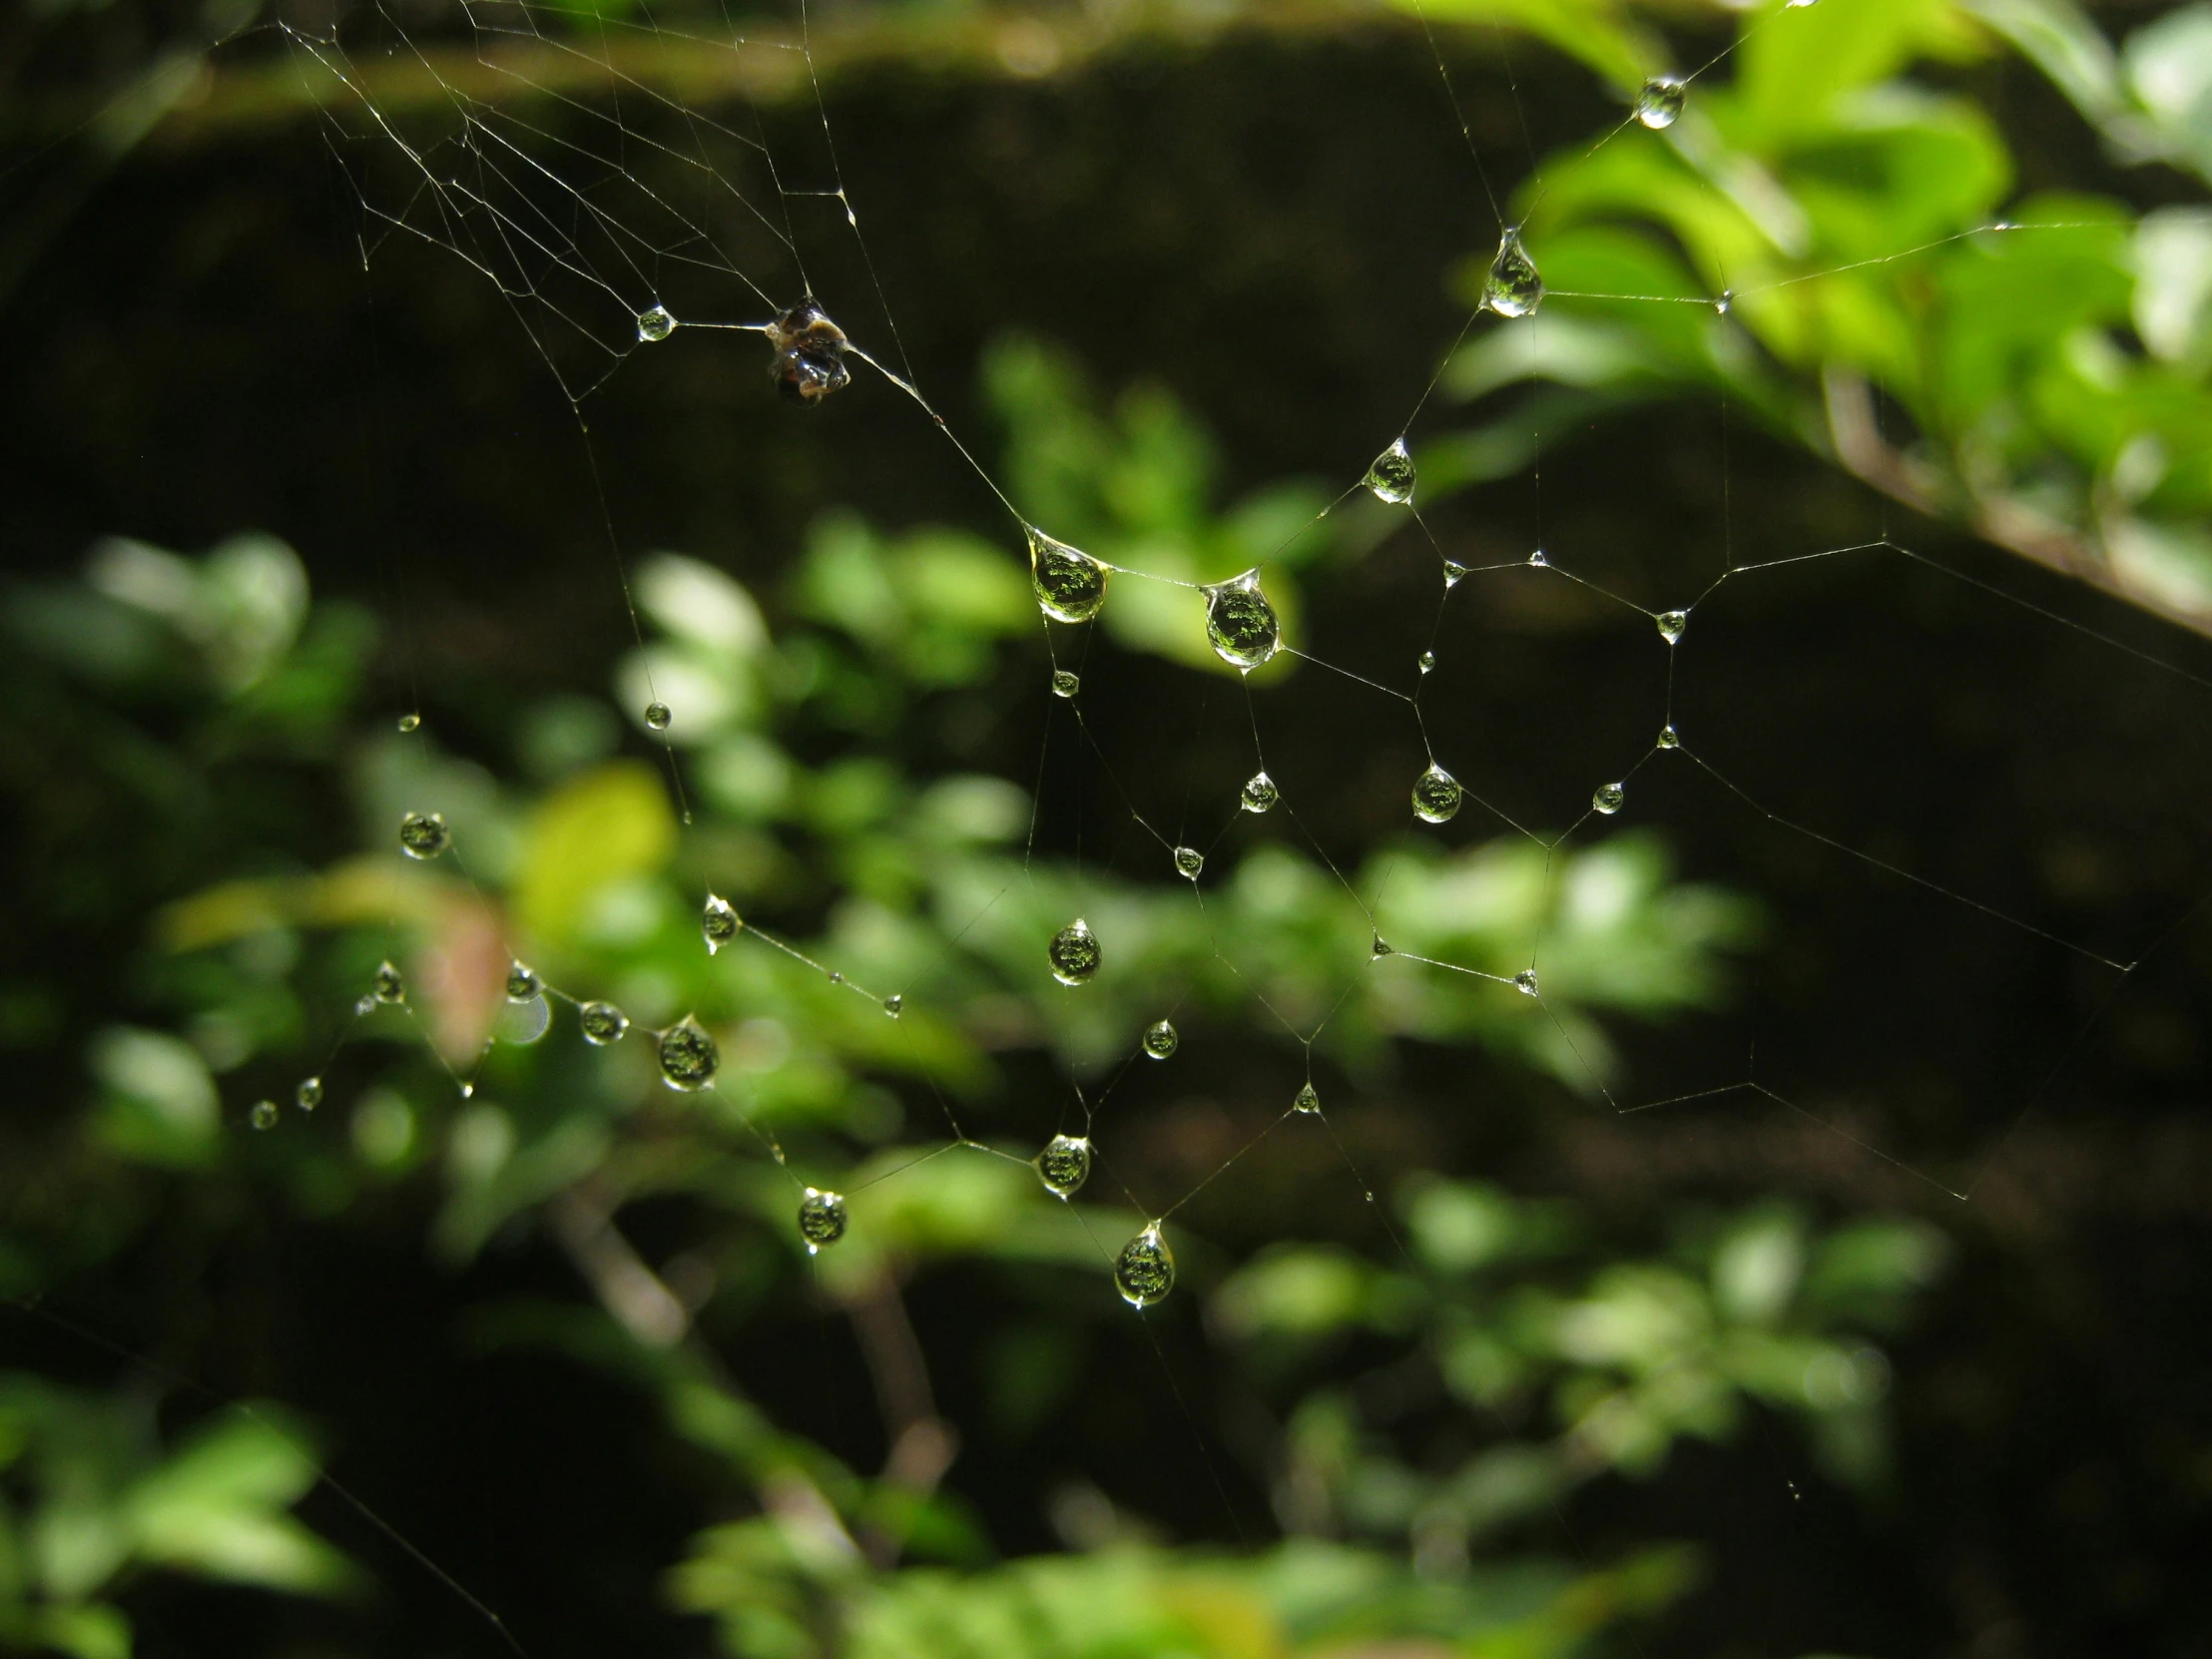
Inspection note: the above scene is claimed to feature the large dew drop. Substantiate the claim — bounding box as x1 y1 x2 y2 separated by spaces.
1143 1019 1179 1060
1048 918 1102 986
1365 437 1415 505
644 701 673 732
1052 669 1080 700
1240 771 1279 814
797 1187 848 1253
1294 1081 1321 1115
1593 782 1626 816
1029 528 1109 623
1173 845 1204 880
1411 764 1464 824
1657 724 1681 751
250 1099 278 1131
398 811 450 860
1483 228 1544 318
373 960 406 1005
658 1014 720 1091
702 893 742 953
1655 610 1688 644
506 961 540 1002
1114 1224 1176 1309
1513 968 1540 997
1203 570 1282 671
1035 1134 1092 1200
637 303 676 342
1636 76 1685 129
579 1001 630 1045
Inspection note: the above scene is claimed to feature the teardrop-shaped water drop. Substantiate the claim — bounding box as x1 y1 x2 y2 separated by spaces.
644 700 673 732
1241 771 1279 814
1635 75 1685 130
1029 528 1109 623
1203 570 1281 670
579 1001 630 1045
1656 610 1687 644
1035 1134 1092 1199
1715 289 1733 315
1051 669 1080 699
658 1014 720 1091
1114 1224 1175 1308
882 994 902 1018
399 811 450 860
1411 764 1463 824
1372 933 1393 958
1365 437 1415 505
295 1076 322 1111
1143 1019 1179 1060
1293 1081 1321 1114
1483 228 1544 318
373 960 406 1004
397 712 421 733
1657 724 1680 751
1173 845 1204 880
506 961 540 1001
1049 918 1102 986
1513 968 1540 997
250 1099 278 1131
637 303 676 342
1443 560 1470 589
1418 650 1436 675
702 893 742 953
1593 782 1626 816
798 1187 847 1253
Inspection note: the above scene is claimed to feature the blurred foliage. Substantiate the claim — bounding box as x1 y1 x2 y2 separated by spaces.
1416 0 2212 630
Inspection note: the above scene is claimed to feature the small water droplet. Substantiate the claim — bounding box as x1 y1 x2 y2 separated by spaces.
658 1014 720 1091
1715 289 1733 315
397 712 421 733
1657 724 1680 750
398 811 450 860
798 1187 847 1252
1049 917 1102 986
580 1001 630 1045
295 1076 322 1111
506 961 540 1001
1411 763 1463 824
1173 845 1204 879
1051 669 1080 699
250 1099 279 1130
353 995 375 1016
702 893 742 953
1115 1224 1175 1308
644 701 673 732
1365 436 1415 505
1483 227 1544 317
1203 570 1282 670
1035 1134 1092 1199
1372 934 1393 958
1028 527 1109 623
459 1081 474 1099
1418 650 1436 675
1528 548 1549 567
1294 1081 1321 1114
1240 771 1280 814
1143 1019 1179 1060
1513 968 1539 997
882 994 902 1018
637 303 676 342
1593 782 1626 816
827 971 844 985
373 960 406 1004
1443 560 1470 589
1656 610 1688 644
1635 75 1685 129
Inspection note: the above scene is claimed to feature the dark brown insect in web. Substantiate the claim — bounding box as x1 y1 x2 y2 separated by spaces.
767 299 851 404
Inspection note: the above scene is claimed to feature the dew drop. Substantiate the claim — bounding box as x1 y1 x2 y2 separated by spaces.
658 1014 720 1091
1365 437 1415 505
579 1000 630 1045
373 960 406 1005
1028 527 1110 623
1483 227 1544 317
1657 724 1680 750
1203 569 1282 670
1411 764 1463 824
1442 560 1470 589
1372 933 1393 958
827 971 844 985
353 995 375 1017
1240 771 1280 815
1114 1224 1175 1308
1528 548 1549 568
636 303 676 342
458 1081 474 1100
1656 610 1688 644
295 1076 322 1111
1051 669 1080 699
1593 781 1626 816
1636 75 1685 130
506 960 540 1001
1418 650 1436 675
1715 289 1733 315
1513 968 1539 997
1294 1081 1321 1114
1035 1134 1092 1199
702 893 743 953
398 811 450 860
644 701 673 732
1143 1019 1179 1060
1048 917 1102 986
882 994 902 1018
397 712 421 733
1172 845 1204 880
250 1099 278 1131
798 1187 848 1253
